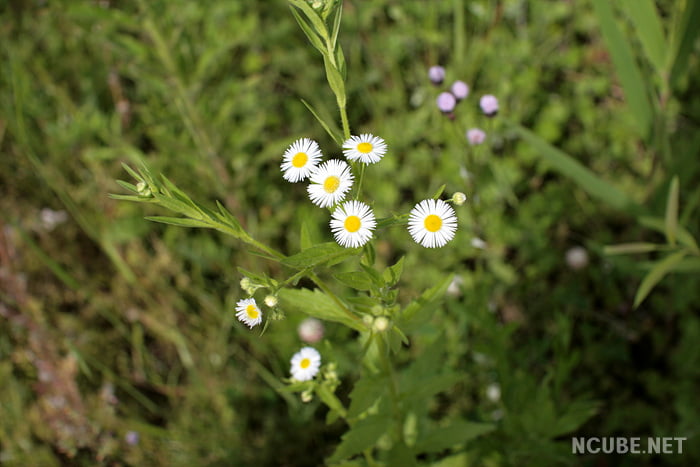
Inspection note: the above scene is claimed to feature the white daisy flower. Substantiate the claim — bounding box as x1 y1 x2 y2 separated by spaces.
281 138 322 182
235 298 263 328
290 347 321 381
330 201 377 248
407 199 458 248
307 159 354 208
342 134 387 164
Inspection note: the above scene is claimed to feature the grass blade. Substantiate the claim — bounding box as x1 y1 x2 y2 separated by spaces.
620 0 667 74
669 0 700 87
514 124 638 212
591 0 653 138
633 250 687 308
664 176 679 246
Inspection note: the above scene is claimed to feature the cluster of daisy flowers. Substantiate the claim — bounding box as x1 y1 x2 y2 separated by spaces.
235 295 324 381
429 65 499 146
280 134 459 250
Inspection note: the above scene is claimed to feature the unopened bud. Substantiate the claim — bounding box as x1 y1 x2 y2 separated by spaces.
452 192 467 206
264 295 278 308
136 181 152 197
373 316 390 333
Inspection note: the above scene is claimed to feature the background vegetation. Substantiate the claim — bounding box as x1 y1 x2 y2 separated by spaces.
1 0 698 465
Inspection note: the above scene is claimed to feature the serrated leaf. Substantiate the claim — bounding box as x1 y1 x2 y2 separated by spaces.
333 271 372 291
634 250 687 308
347 376 387 419
327 414 392 463
665 176 679 246
278 288 366 331
283 242 358 269
414 420 495 454
603 243 661 255
144 216 212 228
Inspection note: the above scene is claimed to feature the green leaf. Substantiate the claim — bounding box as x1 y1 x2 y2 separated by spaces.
333 271 373 291
514 125 637 212
400 275 453 325
347 375 387 419
638 216 699 253
115 179 139 193
152 193 203 220
278 288 366 332
604 242 662 255
669 0 700 87
327 414 392 463
551 399 599 437
288 6 325 55
144 216 212 228
300 218 314 250
634 250 687 308
301 99 343 145
283 242 358 269
289 0 329 41
108 193 154 203
590 0 653 138
316 384 347 420
432 184 446 199
665 176 679 246
383 256 405 287
620 0 667 74
414 420 495 453
323 54 346 106
386 442 418 467
330 0 343 49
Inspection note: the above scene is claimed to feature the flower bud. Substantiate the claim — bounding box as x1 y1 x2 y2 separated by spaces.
566 246 589 270
452 192 467 206
136 181 152 197
372 316 390 333
264 295 278 308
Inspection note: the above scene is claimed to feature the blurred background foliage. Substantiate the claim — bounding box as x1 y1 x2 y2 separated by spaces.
1 0 699 465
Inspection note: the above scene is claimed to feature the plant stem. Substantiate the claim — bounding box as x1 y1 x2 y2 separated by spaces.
376 335 404 444
308 272 365 326
339 100 351 140
354 163 365 200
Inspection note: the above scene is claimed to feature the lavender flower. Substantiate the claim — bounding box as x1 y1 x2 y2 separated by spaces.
451 80 469 100
466 128 486 145
479 94 499 117
436 92 456 114
428 66 446 85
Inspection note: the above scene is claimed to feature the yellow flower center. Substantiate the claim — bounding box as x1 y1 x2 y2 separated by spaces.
300 358 311 369
292 152 308 168
245 304 259 319
323 175 340 193
344 215 361 233
357 142 373 153
424 214 442 232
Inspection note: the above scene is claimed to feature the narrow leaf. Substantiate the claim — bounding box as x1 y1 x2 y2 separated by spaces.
633 250 687 308
301 98 343 145
323 55 346 106
669 0 700 87
664 176 679 246
383 256 405 287
639 216 699 253
514 125 637 212
288 6 325 54
432 184 446 200
604 242 662 255
144 216 212 228
400 275 453 325
289 0 329 41
590 0 653 138
620 0 667 74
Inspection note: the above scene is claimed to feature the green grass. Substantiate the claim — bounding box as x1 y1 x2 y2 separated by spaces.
1 0 699 466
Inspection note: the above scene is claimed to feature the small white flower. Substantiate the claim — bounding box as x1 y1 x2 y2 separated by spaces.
330 200 376 248
342 134 387 164
281 138 323 182
407 199 458 248
290 347 321 381
307 159 354 208
235 298 263 328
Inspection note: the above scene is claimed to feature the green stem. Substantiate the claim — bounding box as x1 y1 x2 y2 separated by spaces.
354 163 366 200
376 335 404 443
339 100 351 140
